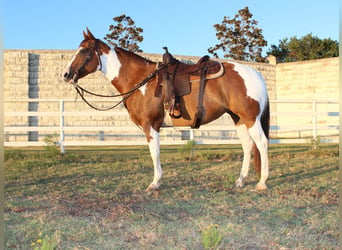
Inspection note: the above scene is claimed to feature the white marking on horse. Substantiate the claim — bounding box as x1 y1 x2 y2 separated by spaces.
235 124 253 188
138 63 158 96
248 120 268 190
230 62 267 113
139 84 147 96
162 112 174 127
146 127 162 191
75 47 84 55
99 48 121 81
64 47 84 74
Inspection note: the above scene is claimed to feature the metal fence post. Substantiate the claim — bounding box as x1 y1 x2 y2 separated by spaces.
60 100 65 154
190 129 194 141
312 101 317 141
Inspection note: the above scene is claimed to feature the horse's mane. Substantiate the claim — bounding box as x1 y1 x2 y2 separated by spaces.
115 47 155 64
81 38 155 65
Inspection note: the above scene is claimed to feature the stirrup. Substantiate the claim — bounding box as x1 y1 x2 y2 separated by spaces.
169 102 181 118
173 102 181 118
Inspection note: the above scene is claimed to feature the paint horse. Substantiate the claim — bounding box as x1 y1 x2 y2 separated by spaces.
63 29 270 192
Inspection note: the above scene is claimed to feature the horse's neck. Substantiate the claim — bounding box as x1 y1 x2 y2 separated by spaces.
99 48 121 81
104 49 156 94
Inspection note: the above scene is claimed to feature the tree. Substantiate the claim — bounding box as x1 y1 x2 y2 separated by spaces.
104 14 144 52
267 34 339 63
208 6 267 62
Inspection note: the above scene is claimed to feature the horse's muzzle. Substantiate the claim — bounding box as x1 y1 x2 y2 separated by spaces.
63 71 78 84
63 72 70 82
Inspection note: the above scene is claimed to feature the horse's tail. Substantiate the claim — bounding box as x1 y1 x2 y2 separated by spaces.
253 98 270 175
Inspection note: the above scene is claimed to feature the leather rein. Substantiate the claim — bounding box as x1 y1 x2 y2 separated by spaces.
73 62 166 111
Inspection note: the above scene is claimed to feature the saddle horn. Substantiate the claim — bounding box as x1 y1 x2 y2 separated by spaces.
162 47 177 65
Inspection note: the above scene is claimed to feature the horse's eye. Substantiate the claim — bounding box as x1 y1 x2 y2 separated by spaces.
80 49 88 55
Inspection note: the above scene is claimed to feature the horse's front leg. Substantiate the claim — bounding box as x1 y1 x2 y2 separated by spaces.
146 127 162 193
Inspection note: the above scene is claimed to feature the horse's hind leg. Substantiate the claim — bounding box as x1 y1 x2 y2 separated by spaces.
248 119 269 190
146 126 162 193
235 124 253 188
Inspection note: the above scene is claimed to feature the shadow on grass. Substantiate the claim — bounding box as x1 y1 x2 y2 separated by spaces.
4 144 339 249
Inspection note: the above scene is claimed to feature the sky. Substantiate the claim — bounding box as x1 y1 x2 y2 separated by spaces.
4 0 339 57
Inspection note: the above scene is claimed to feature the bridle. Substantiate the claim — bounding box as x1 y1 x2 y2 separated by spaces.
72 43 171 111
74 69 161 111
73 50 167 111
72 42 102 84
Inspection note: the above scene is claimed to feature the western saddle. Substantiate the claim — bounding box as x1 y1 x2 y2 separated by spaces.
156 47 222 128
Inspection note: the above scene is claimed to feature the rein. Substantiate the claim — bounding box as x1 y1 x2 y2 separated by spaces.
74 64 166 111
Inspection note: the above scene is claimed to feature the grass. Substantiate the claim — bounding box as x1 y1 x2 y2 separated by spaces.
4 143 339 249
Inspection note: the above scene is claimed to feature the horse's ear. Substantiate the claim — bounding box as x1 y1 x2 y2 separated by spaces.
86 27 96 40
83 30 88 40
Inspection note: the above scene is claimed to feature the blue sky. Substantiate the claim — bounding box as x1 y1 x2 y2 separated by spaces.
4 0 339 57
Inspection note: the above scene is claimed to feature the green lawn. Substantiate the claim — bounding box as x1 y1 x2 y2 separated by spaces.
4 143 339 249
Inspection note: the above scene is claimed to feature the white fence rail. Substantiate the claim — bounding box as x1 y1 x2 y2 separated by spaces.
4 99 339 152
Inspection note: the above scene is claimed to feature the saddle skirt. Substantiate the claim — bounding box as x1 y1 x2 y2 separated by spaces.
155 55 224 98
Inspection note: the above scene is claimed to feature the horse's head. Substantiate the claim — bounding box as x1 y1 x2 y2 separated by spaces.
63 28 106 84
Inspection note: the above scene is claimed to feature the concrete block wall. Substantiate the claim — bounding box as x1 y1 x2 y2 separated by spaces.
276 57 338 100
275 57 339 138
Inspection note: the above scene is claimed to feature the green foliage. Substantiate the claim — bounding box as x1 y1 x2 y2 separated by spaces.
179 140 196 160
43 134 60 158
267 33 339 63
208 6 267 62
5 149 25 161
311 136 321 150
202 224 223 249
104 14 144 52
32 231 60 250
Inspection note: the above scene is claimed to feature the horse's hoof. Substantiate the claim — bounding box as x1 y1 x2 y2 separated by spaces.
256 182 267 191
145 183 160 194
235 179 244 188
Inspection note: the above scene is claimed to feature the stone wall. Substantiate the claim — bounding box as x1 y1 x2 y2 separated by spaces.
4 49 338 143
